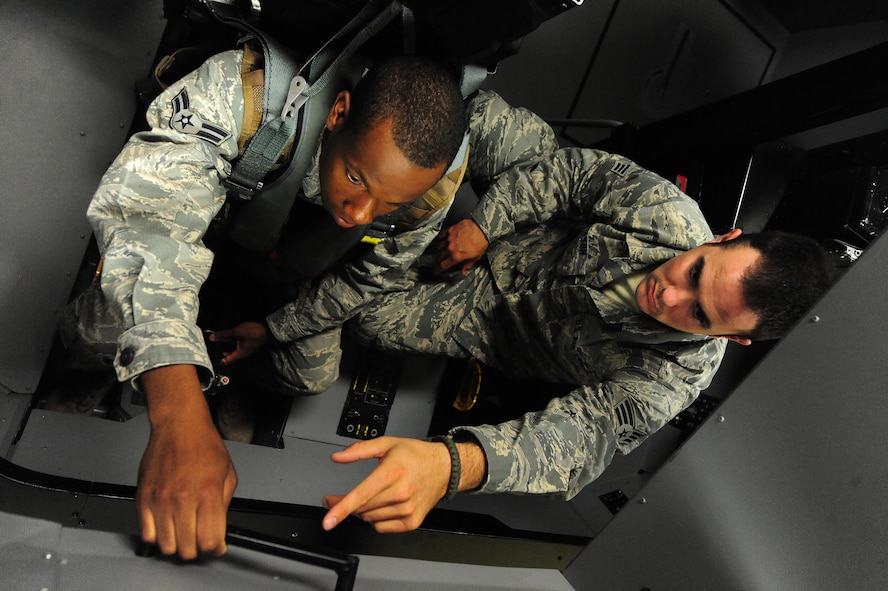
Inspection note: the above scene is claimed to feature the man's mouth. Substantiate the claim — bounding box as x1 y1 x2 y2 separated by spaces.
646 279 659 314
334 214 356 228
326 204 356 228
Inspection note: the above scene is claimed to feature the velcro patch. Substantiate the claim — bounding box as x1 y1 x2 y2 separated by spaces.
170 89 231 146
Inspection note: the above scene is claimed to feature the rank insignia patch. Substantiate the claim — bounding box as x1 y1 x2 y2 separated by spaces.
610 161 632 178
169 89 231 146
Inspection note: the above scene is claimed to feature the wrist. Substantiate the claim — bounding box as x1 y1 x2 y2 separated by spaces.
429 435 488 501
455 440 486 492
429 435 461 501
142 364 211 428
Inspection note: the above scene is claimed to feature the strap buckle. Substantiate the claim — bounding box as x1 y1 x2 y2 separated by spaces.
223 176 264 200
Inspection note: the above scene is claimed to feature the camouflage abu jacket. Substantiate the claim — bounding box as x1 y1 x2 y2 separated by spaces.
82 49 455 387
450 142 728 499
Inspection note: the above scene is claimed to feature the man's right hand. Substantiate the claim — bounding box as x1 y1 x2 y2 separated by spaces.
434 219 490 275
137 365 237 560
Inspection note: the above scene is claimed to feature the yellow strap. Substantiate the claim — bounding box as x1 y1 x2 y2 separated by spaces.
396 144 470 231
238 43 265 153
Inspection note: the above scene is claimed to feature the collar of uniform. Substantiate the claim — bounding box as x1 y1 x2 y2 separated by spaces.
588 275 711 346
300 130 325 205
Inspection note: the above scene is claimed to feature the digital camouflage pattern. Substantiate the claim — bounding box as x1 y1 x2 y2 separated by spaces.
62 48 458 389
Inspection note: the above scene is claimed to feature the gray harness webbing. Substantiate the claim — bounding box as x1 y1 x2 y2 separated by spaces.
201 0 404 251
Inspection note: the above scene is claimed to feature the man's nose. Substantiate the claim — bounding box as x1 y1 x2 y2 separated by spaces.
661 285 692 308
344 195 375 225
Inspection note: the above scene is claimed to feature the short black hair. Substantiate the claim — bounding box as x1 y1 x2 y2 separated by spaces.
721 231 833 340
345 54 466 169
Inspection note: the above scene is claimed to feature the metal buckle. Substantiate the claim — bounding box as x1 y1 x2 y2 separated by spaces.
223 177 263 201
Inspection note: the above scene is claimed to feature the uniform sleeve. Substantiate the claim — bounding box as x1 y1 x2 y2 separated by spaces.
87 50 246 385
455 337 727 498
471 147 705 247
464 90 559 199
264 201 452 341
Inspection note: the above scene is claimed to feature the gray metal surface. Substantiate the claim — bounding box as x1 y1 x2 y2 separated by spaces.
564 232 888 589
283 345 444 445
0 0 166 393
0 511 576 591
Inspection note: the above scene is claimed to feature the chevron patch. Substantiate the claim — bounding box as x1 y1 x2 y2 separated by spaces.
169 89 231 146
610 161 632 177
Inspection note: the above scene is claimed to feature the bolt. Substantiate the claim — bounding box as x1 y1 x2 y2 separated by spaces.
810 315 821 323
717 415 726 423
638 497 647 504
80 131 86 137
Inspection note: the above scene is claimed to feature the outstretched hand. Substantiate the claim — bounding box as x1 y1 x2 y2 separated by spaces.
210 321 269 365
434 219 489 275
321 437 451 533
321 436 487 533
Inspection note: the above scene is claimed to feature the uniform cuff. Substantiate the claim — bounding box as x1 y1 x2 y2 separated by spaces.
114 319 214 391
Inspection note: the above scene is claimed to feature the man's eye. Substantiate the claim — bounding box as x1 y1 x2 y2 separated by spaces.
692 303 711 329
689 262 701 287
346 172 362 185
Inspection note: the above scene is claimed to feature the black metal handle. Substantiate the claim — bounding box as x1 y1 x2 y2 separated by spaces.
135 528 359 591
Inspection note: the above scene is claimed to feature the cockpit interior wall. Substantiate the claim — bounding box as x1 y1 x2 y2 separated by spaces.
0 0 167 394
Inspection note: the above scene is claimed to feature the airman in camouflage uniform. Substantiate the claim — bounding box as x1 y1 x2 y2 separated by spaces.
58 48 468 393
55 46 471 559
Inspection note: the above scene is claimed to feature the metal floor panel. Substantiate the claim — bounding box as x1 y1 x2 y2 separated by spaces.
0 511 576 591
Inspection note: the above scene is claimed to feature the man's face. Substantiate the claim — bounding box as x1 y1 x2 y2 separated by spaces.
635 230 761 344
318 92 446 228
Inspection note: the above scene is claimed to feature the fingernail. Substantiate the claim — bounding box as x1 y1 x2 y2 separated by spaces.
323 516 337 530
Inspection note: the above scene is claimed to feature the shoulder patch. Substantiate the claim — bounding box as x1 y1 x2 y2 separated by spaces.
610 160 632 178
169 89 232 146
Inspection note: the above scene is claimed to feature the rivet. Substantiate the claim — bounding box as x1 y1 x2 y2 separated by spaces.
638 497 647 504
810 315 820 323
717 415 726 422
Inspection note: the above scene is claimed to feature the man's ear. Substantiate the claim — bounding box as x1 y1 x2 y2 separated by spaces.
707 227 744 245
325 90 351 133
723 335 753 346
